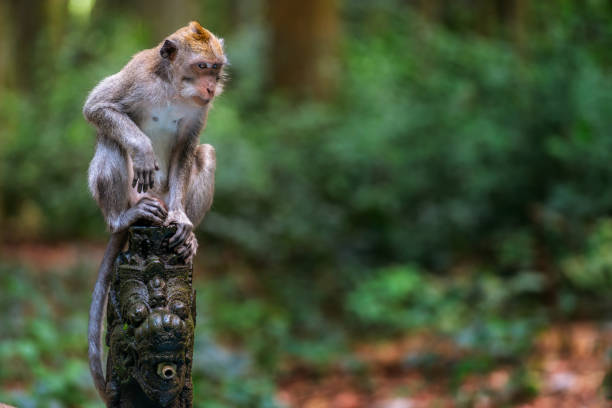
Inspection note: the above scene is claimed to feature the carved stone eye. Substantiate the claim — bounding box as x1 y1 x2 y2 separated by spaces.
150 276 165 289
197 62 208 69
171 300 188 319
128 303 148 325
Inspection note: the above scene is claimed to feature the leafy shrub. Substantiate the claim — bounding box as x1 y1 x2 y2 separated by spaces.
562 218 612 291
346 265 547 358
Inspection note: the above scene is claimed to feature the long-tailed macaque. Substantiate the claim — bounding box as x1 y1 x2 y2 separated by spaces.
83 21 226 403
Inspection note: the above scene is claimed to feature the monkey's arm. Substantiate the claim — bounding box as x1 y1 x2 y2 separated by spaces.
83 75 158 192
165 118 203 246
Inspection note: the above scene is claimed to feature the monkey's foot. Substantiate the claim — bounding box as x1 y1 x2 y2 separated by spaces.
166 210 193 245
175 232 198 264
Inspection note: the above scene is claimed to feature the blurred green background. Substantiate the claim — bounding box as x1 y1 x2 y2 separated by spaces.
2 0 612 407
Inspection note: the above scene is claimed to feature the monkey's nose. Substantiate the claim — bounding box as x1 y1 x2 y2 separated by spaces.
206 87 214 97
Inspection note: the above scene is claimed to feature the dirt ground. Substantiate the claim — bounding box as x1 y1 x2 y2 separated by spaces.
277 323 612 407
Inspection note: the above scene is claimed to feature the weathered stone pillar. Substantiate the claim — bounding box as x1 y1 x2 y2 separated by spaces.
104 226 195 407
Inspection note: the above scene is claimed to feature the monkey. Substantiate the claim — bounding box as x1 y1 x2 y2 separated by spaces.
83 21 226 403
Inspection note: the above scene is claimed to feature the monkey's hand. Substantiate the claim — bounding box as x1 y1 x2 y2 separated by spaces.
117 197 167 231
176 232 198 264
131 144 159 193
166 210 193 250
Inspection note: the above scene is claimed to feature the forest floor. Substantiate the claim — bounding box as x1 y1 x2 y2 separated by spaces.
2 242 611 408
277 323 612 407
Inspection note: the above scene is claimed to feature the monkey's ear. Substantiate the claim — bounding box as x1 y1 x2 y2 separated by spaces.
189 21 212 41
218 38 225 49
160 39 177 60
189 21 204 34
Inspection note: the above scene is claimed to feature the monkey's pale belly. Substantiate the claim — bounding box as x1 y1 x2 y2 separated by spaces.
140 129 175 194
135 103 200 202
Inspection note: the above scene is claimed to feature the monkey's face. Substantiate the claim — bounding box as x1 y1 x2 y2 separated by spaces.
160 21 227 107
177 58 225 107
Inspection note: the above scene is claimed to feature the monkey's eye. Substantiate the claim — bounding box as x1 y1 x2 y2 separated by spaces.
212 63 219 69
197 62 208 69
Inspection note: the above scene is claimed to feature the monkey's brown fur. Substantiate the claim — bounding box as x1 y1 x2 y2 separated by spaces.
83 21 226 403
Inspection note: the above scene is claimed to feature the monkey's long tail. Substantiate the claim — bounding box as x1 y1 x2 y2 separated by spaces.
88 231 128 404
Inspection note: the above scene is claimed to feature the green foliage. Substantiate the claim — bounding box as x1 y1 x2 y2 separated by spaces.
191 334 281 407
196 276 291 371
346 265 448 332
346 265 546 358
562 218 612 290
0 265 101 407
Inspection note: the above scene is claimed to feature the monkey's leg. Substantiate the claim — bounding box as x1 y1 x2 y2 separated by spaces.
185 144 216 226
89 139 167 232
176 144 216 262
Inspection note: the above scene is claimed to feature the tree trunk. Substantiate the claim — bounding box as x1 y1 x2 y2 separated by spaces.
419 0 439 21
267 0 340 100
5 0 46 91
46 0 70 52
0 0 14 89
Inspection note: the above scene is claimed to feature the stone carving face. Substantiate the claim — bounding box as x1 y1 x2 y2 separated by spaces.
132 309 189 406
107 227 195 407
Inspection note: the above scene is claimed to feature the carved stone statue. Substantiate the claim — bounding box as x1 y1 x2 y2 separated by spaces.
105 226 196 408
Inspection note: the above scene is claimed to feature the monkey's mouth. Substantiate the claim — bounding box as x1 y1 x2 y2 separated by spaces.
192 96 210 106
